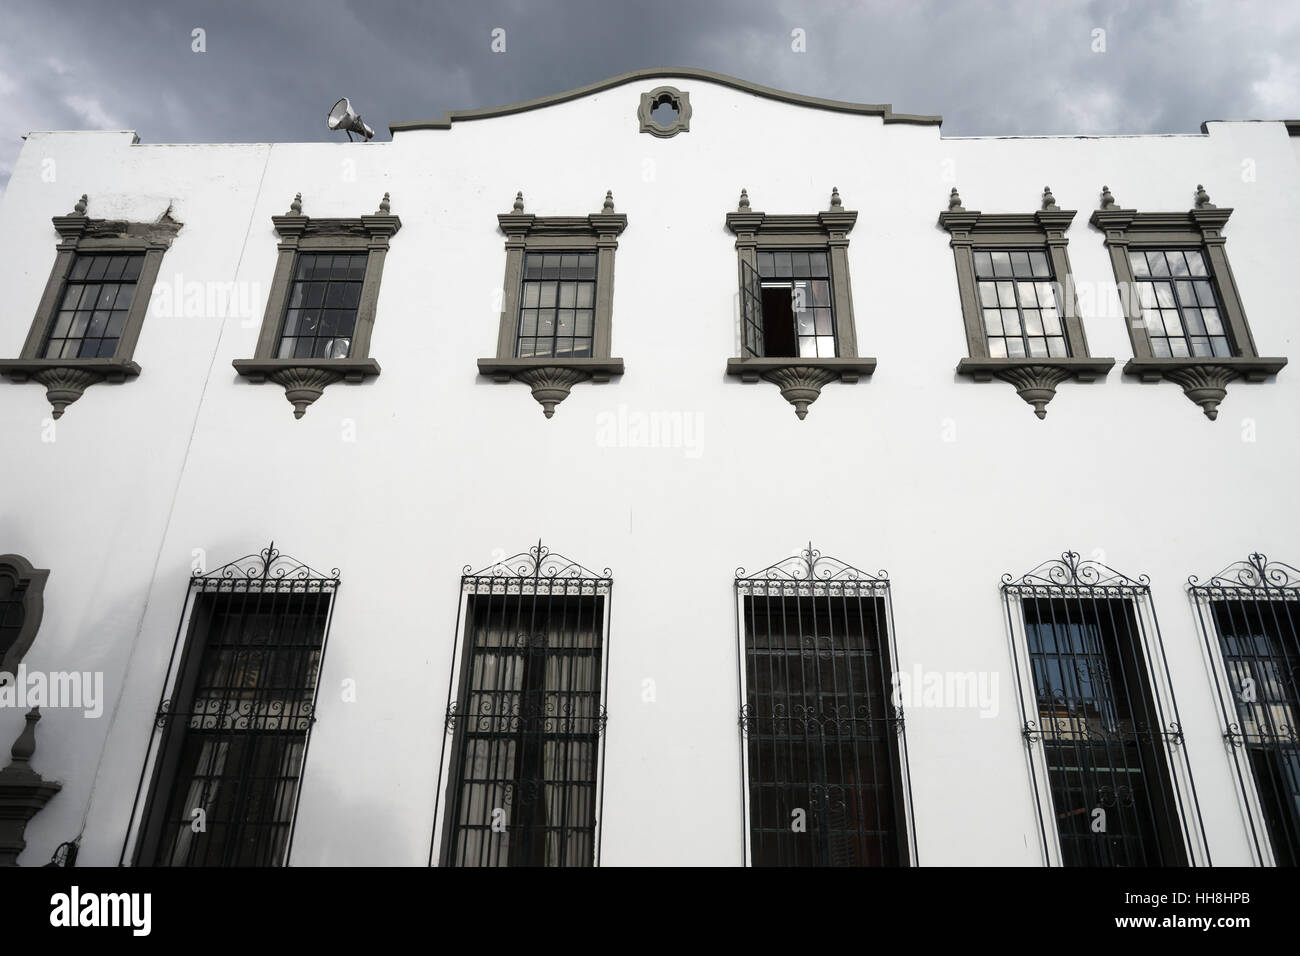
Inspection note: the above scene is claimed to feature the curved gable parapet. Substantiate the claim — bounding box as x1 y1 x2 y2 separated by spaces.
389 67 941 133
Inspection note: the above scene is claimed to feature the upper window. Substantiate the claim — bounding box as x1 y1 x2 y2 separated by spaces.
725 189 876 419
747 250 835 358
434 544 612 867
939 187 1113 418
276 252 368 360
478 192 627 418
0 194 180 418
973 250 1068 359
1090 184 1286 419
735 546 915 866
41 253 144 360
233 193 400 418
1003 552 1208 867
126 545 339 867
1127 248 1230 359
1190 553 1300 867
516 252 598 359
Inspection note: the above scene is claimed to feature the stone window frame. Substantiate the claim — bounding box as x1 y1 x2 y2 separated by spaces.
0 194 181 418
638 86 691 138
939 187 1114 419
1090 184 1287 420
478 191 627 418
724 188 875 419
233 193 400 419
0 554 50 678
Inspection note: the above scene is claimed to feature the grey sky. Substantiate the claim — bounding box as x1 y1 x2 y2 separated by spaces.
1 0 1297 194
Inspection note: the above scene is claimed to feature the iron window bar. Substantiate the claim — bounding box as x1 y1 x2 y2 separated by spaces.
121 542 339 867
734 544 916 866
1189 553 1300 866
433 542 613 867
1002 551 1208 866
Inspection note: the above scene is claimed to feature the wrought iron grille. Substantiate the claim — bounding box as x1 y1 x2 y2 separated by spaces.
124 544 339 867
436 543 611 867
735 545 913 866
1003 552 1206 866
1190 553 1300 866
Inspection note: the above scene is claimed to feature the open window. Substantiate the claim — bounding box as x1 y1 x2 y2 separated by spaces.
725 189 875 419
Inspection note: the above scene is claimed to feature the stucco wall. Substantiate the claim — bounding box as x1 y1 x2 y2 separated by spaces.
1 75 1297 866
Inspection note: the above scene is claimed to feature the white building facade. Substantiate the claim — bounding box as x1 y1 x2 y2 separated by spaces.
0 70 1297 867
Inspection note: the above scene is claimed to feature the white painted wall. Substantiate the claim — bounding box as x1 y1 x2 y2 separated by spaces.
1 75 1297 866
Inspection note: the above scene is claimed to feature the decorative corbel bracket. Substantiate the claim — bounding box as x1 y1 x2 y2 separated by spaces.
0 709 62 867
725 357 876 419
1123 357 1287 420
477 358 624 418
956 357 1115 419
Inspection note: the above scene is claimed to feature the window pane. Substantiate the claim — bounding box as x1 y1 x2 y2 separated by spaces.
1148 253 1170 276
1029 251 1051 278
1010 251 1031 276
978 282 999 308
1185 251 1208 276
1128 252 1150 277
974 251 993 277
991 251 1012 277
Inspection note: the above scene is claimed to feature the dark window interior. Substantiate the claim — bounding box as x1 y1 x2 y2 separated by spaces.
445 593 604 867
140 589 329 867
1211 599 1300 866
278 252 367 359
41 253 143 360
742 593 904 866
1023 597 1187 866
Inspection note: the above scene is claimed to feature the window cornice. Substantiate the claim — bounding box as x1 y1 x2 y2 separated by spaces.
724 188 873 418
1089 184 1286 418
0 194 179 418
940 187 1114 418
483 192 627 418
234 193 400 418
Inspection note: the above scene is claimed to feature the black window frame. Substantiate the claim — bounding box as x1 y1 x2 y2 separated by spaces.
1190 553 1300 867
433 543 613 867
735 545 916 866
1003 551 1209 866
123 544 339 867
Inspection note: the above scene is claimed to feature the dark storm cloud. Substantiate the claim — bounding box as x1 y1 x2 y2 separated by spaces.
1 0 1297 192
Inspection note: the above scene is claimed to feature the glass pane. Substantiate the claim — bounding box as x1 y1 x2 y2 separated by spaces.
796 311 814 335
1010 251 1031 276
1149 252 1170 276
1006 338 1026 357
1001 309 1021 335
1029 251 1050 277
1151 337 1171 357
1189 337 1212 356
1142 310 1166 336
520 310 537 336
797 336 816 356
559 283 577 308
816 337 836 358
1041 308 1061 335
558 310 574 334
539 285 557 308
1027 337 1048 357
1161 309 1183 336
70 256 91 280
791 252 811 276
1201 309 1223 334
538 310 555 335
809 252 828 277
1183 308 1206 335
978 282 999 308
1194 282 1217 307
277 336 297 358
1210 336 1232 356
814 309 833 336
577 254 597 280
1128 252 1150 277
1017 281 1039 306
983 309 1002 335
522 283 540 308
987 337 1008 358
1185 251 1208 276
1169 337 1190 358
1167 251 1189 276
86 257 109 280
1023 309 1044 335
575 311 593 336
973 251 993 277
576 284 594 308
991 251 1012 277
997 282 1016 307
774 252 792 277
1175 280 1197 306
756 252 774 276
1154 283 1176 307
1047 337 1068 357
1137 284 1157 309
